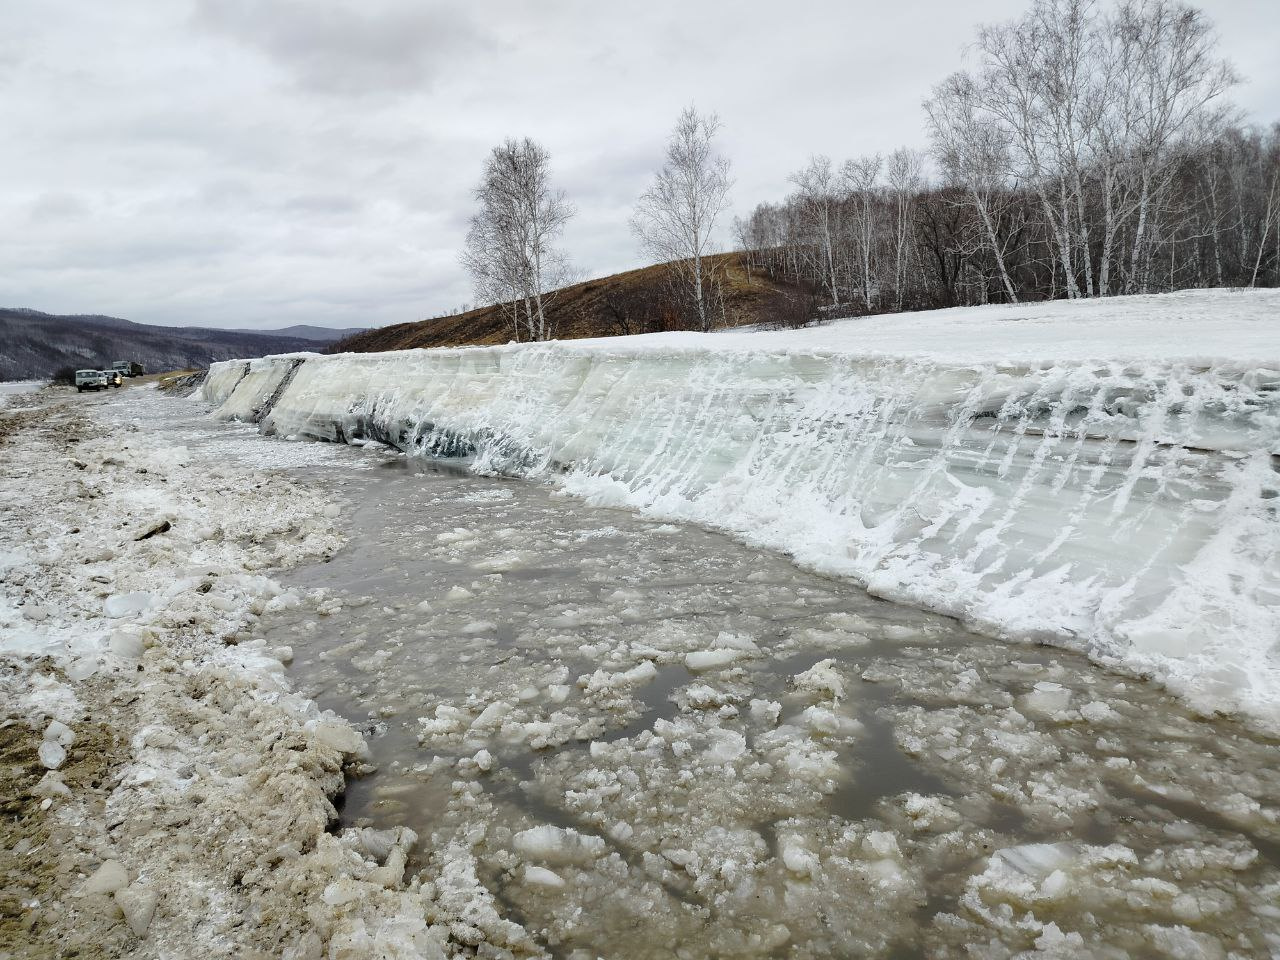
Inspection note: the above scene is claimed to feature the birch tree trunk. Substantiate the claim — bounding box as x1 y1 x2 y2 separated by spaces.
632 107 733 333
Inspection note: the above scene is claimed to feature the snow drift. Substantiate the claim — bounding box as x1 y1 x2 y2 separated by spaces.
203 291 1280 724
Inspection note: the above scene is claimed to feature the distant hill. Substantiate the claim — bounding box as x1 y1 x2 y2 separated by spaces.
329 253 810 354
0 308 321 381
217 323 368 341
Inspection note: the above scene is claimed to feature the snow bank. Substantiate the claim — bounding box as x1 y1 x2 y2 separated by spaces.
202 354 316 421
201 358 251 406
203 289 1280 725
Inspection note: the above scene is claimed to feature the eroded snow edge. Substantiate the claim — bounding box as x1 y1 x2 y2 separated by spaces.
204 320 1280 727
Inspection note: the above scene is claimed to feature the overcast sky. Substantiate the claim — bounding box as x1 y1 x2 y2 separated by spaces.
2 0 1275 331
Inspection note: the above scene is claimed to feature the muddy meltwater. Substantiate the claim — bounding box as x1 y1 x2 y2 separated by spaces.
115 389 1280 958
266 455 1280 959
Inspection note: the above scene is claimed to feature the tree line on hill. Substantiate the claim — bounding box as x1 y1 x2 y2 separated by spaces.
743 0 1276 314
458 0 1277 342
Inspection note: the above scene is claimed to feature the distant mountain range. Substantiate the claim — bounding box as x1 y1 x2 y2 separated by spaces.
0 308 366 381
217 323 369 342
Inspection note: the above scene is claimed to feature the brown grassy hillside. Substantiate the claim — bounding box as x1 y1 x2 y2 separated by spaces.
329 253 812 354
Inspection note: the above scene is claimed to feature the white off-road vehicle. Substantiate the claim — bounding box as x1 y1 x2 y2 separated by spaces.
75 369 109 392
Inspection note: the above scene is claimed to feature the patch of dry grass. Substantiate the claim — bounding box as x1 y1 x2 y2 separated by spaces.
332 252 801 354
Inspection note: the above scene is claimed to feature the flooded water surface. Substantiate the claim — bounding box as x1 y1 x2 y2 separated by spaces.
257 452 1280 959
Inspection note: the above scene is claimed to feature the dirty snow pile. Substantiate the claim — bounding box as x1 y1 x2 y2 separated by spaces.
0 392 456 958
205 289 1280 728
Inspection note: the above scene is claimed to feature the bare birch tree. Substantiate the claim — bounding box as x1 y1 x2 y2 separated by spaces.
461 138 575 342
789 155 843 306
631 107 733 332
1250 165 1278 286
842 154 882 309
1110 0 1237 292
926 73 1023 303
735 1 1268 310
972 0 1091 298
929 0 1237 298
886 148 924 308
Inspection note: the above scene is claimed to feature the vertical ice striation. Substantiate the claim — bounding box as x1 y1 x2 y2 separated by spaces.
202 359 251 406
203 292 1280 725
206 355 315 423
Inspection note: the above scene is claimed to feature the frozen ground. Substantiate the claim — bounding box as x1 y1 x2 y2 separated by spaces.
205 289 1280 727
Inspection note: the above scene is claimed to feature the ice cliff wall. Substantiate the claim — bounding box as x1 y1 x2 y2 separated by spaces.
203 292 1280 725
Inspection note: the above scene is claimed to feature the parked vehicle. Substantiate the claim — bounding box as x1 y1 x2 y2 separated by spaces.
112 360 144 377
104 370 123 387
75 370 109 392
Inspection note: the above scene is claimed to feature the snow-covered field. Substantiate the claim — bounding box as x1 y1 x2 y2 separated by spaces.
205 289 1280 728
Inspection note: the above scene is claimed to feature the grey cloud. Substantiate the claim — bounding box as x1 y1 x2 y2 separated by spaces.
280 193 365 216
199 179 257 206
13 230 238 273
193 0 490 96
28 193 91 223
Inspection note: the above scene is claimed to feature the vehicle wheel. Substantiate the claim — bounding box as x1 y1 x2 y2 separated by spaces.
77 386 84 392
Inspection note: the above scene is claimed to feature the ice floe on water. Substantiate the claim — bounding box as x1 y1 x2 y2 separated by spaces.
261 447 1280 958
